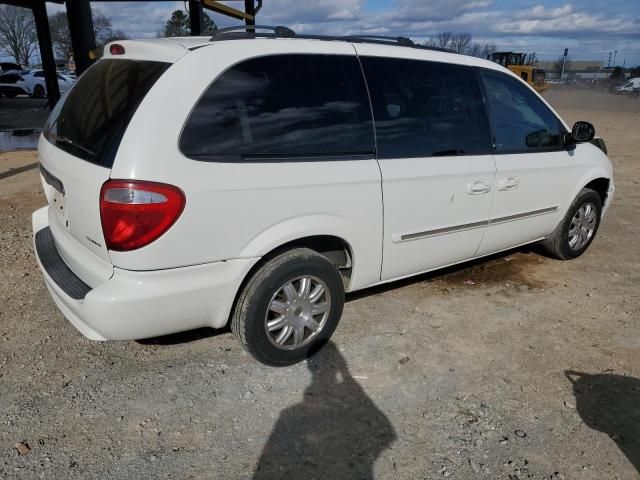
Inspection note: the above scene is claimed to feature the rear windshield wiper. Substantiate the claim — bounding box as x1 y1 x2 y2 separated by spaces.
52 135 95 158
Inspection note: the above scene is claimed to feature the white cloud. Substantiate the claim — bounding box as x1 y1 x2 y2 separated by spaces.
38 0 640 63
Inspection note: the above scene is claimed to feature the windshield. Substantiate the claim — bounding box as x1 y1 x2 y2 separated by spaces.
44 59 169 168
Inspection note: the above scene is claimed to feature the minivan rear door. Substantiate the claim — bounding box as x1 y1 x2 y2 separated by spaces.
357 49 496 281
39 59 169 285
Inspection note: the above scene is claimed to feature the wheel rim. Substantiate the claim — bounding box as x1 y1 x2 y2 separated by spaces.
568 202 597 251
34 86 44 98
264 275 331 350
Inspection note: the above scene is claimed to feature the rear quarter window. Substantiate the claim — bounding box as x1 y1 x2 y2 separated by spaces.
44 59 169 168
179 54 375 161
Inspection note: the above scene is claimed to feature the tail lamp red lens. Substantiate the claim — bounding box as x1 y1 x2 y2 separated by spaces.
109 44 125 55
100 180 185 251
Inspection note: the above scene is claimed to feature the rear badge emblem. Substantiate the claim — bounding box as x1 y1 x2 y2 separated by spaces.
85 236 102 248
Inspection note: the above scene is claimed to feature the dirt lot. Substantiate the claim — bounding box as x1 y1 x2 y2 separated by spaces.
1 89 639 479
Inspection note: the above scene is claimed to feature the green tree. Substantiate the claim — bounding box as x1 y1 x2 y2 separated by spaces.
162 9 217 37
164 10 189 37
201 12 217 35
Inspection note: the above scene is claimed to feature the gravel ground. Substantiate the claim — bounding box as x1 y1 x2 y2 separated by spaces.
1 89 639 479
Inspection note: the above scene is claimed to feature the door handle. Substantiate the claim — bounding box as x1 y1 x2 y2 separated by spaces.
497 176 520 191
467 180 492 195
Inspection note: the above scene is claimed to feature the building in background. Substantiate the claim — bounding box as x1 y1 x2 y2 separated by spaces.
538 61 608 80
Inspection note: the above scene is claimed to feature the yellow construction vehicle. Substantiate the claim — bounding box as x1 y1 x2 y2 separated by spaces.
490 52 548 93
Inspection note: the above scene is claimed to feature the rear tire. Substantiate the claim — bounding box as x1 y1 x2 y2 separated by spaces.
231 248 345 366
540 188 602 260
33 85 45 98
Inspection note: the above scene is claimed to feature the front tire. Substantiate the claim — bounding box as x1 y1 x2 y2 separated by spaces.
541 188 602 260
231 248 345 366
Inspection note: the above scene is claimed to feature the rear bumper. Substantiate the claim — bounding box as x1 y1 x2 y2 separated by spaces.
33 206 259 340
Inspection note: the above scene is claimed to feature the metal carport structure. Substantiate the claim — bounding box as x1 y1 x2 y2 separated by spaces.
0 0 261 108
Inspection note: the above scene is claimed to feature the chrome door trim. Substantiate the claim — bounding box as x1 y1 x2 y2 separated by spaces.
394 220 489 243
489 206 558 225
393 206 558 243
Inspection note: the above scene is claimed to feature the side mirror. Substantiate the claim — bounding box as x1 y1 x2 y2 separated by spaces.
570 121 595 143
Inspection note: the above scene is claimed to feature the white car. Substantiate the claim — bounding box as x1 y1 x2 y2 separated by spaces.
0 71 28 98
32 27 614 365
616 78 640 95
24 70 74 98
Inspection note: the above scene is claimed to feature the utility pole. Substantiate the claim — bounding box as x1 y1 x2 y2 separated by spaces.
560 48 568 81
607 52 611 68
613 50 618 67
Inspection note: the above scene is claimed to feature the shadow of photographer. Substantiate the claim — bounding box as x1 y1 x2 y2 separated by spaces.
254 342 396 479
567 370 640 473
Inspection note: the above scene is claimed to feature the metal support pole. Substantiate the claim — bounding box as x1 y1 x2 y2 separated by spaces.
560 48 568 81
245 0 255 28
32 1 60 109
189 0 203 36
66 0 96 76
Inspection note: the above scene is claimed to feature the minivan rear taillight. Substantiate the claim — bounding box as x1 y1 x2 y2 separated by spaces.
100 180 185 251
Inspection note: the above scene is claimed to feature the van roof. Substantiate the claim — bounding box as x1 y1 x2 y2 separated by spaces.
104 34 500 72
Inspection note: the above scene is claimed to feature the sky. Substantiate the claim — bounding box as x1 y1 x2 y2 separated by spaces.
38 0 640 67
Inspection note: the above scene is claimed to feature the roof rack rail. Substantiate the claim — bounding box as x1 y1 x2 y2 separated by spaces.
342 35 416 47
209 25 455 54
210 25 295 41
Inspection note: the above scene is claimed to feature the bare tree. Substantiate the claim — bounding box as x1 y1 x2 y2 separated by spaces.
93 10 115 45
426 31 495 58
435 31 453 49
525 52 538 65
103 30 129 44
49 9 127 60
466 42 483 58
450 33 472 54
0 6 38 66
466 41 497 59
481 42 496 59
49 12 73 59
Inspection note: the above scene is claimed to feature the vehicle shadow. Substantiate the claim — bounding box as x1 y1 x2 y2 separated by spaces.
566 370 640 473
253 341 396 479
136 325 229 346
346 244 542 302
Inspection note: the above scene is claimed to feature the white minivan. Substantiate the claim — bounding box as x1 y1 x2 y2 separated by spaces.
33 27 614 365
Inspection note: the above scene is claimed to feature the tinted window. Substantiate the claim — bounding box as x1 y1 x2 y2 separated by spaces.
481 69 565 152
180 54 374 161
360 57 492 158
44 59 169 167
34 71 44 78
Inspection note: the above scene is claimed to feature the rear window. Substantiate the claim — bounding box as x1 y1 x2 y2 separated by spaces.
179 54 375 161
44 59 169 168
